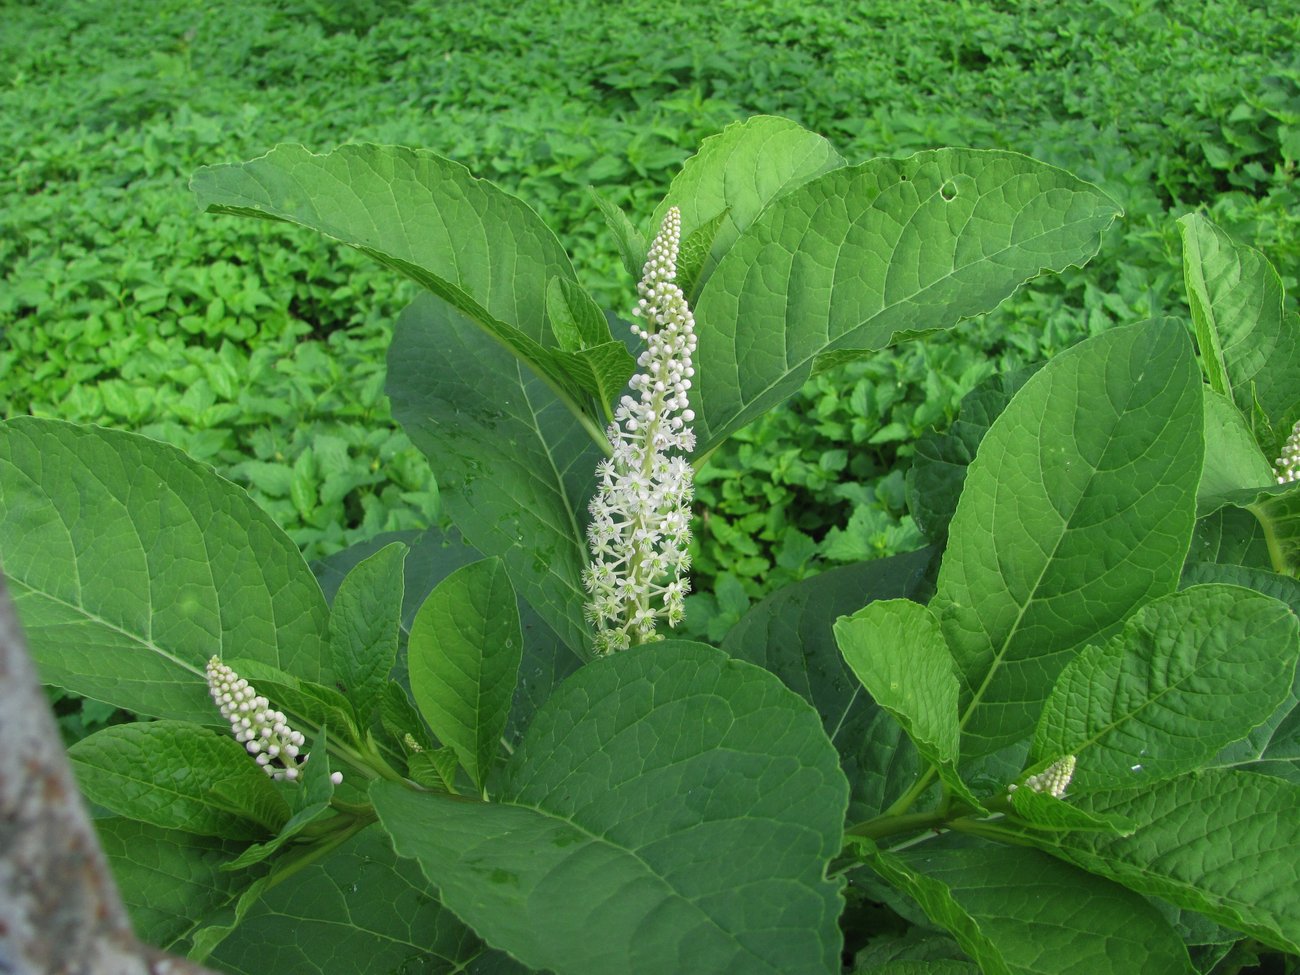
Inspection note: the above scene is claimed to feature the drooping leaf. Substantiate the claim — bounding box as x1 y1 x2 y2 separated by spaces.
655 115 845 294
407 557 522 793
1006 787 1137 835
834 599 982 811
388 294 599 657
1051 771 1300 954
932 320 1203 756
1178 213 1300 432
69 721 289 839
210 824 489 974
328 541 407 725
372 641 849 975
864 836 1193 975
723 549 935 819
691 149 1122 452
0 417 330 721
192 143 607 426
1033 584 1298 792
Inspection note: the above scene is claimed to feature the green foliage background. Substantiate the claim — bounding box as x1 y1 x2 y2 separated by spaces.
4 0 1298 641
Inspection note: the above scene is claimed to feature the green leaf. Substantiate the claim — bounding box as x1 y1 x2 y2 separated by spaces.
933 320 1203 756
69 720 289 839
545 276 637 410
97 818 252 953
0 418 330 720
723 549 936 819
906 364 1042 545
1006 787 1137 835
676 207 730 301
1199 388 1276 513
408 557 521 792
328 541 407 724
372 641 849 975
1052 771 1300 954
589 186 646 278
656 115 845 295
210 824 488 974
192 144 604 426
866 836 1193 974
1033 584 1299 791
1178 213 1300 427
692 149 1122 453
835 599 983 811
388 295 599 656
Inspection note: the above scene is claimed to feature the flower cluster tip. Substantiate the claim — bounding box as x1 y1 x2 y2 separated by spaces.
205 656 340 785
582 207 698 654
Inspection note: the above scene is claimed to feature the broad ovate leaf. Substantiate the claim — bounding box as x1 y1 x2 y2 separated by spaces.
328 541 407 725
0 418 330 721
372 641 848 975
1052 771 1300 954
834 599 982 810
407 557 522 793
1033 584 1299 792
692 148 1122 452
933 320 1203 756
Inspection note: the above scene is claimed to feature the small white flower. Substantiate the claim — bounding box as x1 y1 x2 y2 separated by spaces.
1275 420 1300 484
204 657 337 784
583 207 697 654
1012 755 1076 798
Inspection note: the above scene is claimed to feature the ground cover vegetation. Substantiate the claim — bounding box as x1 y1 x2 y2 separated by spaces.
3 1 1300 971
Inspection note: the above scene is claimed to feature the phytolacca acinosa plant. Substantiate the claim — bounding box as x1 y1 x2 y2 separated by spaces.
582 207 698 654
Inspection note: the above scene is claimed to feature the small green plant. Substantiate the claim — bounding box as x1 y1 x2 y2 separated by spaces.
2 117 1297 974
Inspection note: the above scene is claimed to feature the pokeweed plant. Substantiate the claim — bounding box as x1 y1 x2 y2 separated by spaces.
0 116 1297 975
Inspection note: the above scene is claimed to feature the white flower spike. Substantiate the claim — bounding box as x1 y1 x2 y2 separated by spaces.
1012 755 1076 799
582 207 698 654
205 656 336 784
1275 420 1300 485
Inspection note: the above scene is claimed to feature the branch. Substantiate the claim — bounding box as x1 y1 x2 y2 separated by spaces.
0 572 221 975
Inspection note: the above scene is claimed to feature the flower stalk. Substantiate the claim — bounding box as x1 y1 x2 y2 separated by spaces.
582 207 697 654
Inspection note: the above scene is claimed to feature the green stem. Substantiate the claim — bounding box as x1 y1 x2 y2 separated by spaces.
845 807 949 842
883 766 937 817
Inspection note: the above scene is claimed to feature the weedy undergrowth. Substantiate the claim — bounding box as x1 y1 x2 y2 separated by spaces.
1 116 1298 975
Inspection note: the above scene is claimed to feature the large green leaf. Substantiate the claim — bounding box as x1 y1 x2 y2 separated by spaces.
192 143 612 425
408 557 522 793
372 641 848 975
865 836 1193 975
1179 213 1300 430
723 549 936 819
388 294 600 656
97 818 253 953
691 149 1122 452
328 540 407 725
0 417 330 721
210 824 490 975
932 320 1203 756
1051 771 1300 954
1033 584 1298 791
69 721 289 839
654 115 845 296
1198 388 1275 513
834 598 982 810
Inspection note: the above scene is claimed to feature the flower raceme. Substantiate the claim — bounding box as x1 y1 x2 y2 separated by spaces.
582 207 698 654
205 656 341 784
